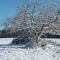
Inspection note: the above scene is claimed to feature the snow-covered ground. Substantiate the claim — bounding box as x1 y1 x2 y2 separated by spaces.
0 38 14 45
0 38 60 60
41 38 60 44
0 44 60 60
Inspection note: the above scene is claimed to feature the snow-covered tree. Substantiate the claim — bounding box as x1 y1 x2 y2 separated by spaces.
4 0 60 44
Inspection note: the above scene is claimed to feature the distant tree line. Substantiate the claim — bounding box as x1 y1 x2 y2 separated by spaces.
0 29 60 38
0 29 30 38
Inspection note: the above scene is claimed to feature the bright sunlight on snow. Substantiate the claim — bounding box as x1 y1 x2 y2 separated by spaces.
0 38 60 60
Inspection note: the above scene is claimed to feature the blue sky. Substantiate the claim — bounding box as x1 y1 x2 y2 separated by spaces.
0 0 60 30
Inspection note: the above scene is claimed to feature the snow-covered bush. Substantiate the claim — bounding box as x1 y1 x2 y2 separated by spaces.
11 36 30 45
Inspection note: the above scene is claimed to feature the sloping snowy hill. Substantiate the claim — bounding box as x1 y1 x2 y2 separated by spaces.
0 38 60 60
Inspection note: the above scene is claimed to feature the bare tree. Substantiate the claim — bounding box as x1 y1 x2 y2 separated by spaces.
4 0 60 44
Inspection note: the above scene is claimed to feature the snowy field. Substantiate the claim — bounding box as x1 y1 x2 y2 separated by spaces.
0 38 60 60
0 38 14 45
